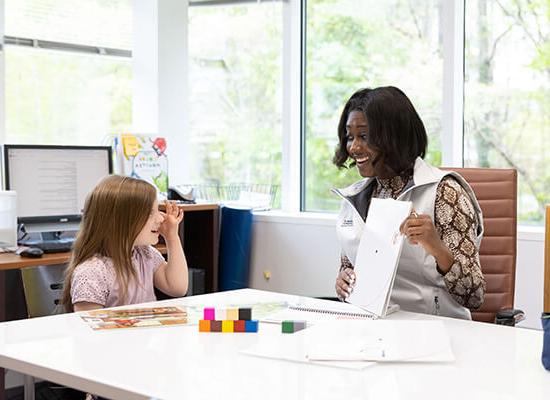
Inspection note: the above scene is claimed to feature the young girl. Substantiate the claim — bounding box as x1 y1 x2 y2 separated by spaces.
62 175 188 312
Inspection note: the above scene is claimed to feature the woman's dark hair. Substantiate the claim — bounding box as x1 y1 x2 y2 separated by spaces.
333 86 428 175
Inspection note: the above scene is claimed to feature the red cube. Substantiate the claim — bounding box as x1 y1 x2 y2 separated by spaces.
234 320 246 332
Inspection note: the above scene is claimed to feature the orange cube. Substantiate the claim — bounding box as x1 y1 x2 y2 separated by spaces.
199 320 211 332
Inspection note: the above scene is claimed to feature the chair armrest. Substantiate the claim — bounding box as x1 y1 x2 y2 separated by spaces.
495 309 525 326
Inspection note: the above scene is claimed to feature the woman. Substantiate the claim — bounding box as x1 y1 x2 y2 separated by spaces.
333 86 485 319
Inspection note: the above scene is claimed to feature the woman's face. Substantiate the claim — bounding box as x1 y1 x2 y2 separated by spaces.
345 110 380 178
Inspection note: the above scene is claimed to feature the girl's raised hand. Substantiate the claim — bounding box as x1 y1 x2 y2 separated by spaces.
159 201 184 240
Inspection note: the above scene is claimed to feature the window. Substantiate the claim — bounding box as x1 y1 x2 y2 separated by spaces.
6 0 132 50
464 0 550 225
187 1 283 206
5 48 132 145
4 0 132 145
304 0 443 212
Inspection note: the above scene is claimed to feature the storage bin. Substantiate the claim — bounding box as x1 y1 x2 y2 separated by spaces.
219 206 253 291
542 313 550 371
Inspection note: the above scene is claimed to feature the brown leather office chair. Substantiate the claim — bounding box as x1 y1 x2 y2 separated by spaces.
544 205 550 313
442 167 522 324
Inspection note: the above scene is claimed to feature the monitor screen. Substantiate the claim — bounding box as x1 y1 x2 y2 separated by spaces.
3 145 112 226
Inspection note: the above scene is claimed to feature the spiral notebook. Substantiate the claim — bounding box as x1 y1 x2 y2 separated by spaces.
262 297 399 323
287 302 400 319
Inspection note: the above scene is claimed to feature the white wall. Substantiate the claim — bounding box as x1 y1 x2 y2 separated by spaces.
249 213 545 330
133 0 190 185
249 212 339 297
515 230 545 329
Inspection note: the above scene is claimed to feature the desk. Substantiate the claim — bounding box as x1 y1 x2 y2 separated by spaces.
0 289 548 400
0 203 219 399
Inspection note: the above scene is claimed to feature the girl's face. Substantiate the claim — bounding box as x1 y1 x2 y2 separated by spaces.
134 200 165 247
345 110 379 178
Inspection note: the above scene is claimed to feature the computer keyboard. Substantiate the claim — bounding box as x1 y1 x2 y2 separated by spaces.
21 238 75 253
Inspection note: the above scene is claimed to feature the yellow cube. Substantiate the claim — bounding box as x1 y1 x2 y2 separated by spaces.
226 308 239 321
222 320 234 333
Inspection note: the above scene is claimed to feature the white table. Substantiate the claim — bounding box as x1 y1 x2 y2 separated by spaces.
0 289 548 400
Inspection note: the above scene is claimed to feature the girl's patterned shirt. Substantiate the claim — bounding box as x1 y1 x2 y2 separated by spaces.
71 245 165 308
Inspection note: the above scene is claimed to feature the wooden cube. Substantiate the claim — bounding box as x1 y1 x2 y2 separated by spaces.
282 320 294 333
216 308 227 320
210 320 222 332
245 320 258 333
282 320 307 334
238 308 252 321
234 320 246 332
226 308 239 321
199 320 211 332
293 320 307 332
203 308 215 321
222 320 234 333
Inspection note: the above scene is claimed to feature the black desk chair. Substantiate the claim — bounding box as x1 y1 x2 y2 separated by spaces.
21 264 65 318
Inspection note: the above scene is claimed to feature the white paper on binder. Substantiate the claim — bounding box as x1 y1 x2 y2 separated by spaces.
348 198 412 317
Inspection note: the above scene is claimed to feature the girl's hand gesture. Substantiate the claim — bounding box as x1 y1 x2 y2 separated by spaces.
159 201 184 240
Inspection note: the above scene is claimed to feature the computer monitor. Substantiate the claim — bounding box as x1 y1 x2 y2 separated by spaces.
3 144 113 233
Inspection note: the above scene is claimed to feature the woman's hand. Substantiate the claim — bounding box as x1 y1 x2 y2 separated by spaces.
159 201 184 241
335 267 356 301
400 210 454 272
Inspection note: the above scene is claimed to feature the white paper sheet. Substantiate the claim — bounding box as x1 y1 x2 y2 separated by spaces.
241 320 454 369
240 328 375 370
305 320 454 362
348 198 412 317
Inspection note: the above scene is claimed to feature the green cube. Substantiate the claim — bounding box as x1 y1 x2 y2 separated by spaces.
282 320 294 333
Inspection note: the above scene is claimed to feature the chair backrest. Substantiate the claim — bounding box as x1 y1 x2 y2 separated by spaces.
545 205 550 313
441 167 517 323
21 264 66 318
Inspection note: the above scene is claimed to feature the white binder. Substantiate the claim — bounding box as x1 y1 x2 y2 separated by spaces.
347 197 412 318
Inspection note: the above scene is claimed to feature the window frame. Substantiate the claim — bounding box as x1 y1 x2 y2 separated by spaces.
0 0 132 145
1 0 543 232
298 0 466 213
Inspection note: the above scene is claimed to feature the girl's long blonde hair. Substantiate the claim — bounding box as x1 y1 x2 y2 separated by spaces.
62 175 157 312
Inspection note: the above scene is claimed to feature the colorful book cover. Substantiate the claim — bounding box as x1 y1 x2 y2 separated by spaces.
80 306 187 330
117 134 169 198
